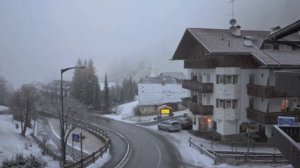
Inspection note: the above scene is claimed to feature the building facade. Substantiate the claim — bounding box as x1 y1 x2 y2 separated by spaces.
172 20 300 139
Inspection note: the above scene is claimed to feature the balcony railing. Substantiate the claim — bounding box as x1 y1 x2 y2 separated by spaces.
246 107 300 124
189 102 213 115
182 80 213 93
247 84 287 98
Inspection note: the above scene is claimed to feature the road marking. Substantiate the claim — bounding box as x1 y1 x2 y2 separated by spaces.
88 117 131 168
152 140 162 168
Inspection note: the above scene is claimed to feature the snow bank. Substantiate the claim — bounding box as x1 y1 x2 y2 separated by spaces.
0 115 59 167
102 101 138 123
144 125 292 168
0 106 9 111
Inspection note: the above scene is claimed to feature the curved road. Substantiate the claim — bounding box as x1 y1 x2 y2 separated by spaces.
85 114 185 168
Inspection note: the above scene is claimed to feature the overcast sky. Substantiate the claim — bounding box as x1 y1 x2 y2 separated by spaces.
0 0 300 89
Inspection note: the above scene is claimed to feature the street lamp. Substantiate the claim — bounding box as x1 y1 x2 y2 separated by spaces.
60 66 85 166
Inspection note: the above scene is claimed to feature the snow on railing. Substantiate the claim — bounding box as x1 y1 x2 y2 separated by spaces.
36 110 111 168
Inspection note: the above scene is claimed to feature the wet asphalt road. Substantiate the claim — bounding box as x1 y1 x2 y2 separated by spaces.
85 114 185 168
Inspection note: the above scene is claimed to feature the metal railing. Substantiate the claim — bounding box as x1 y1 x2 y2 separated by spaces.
36 110 111 168
188 139 287 165
247 108 299 124
271 125 300 168
188 139 218 163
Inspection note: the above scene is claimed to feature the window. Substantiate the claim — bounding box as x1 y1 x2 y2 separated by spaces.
226 100 231 108
216 99 238 109
233 75 238 84
207 74 210 82
216 75 238 84
232 100 238 109
226 75 232 84
263 44 273 50
220 75 225 84
220 100 224 109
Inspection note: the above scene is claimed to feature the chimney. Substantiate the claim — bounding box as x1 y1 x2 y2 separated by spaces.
234 25 241 37
229 18 241 37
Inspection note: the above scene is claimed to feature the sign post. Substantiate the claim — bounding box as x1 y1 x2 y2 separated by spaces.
72 133 80 162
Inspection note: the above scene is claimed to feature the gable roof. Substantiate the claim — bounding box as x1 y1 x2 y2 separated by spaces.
173 28 300 66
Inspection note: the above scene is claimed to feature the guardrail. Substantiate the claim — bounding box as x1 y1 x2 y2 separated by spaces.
37 110 111 168
188 139 287 165
271 125 300 168
188 139 218 163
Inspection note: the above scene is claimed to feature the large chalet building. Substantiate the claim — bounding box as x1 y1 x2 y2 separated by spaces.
172 20 300 139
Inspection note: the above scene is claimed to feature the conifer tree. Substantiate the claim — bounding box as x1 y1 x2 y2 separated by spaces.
103 74 111 113
70 58 101 110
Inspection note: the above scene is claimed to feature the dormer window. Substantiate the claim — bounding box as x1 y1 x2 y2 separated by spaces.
263 44 273 50
279 44 292 51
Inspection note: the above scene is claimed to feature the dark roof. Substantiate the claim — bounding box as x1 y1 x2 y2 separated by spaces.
173 27 300 66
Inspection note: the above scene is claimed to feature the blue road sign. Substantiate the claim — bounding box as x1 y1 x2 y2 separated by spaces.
278 116 295 126
72 133 80 142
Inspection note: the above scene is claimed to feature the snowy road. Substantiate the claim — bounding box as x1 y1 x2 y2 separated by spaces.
85 113 185 168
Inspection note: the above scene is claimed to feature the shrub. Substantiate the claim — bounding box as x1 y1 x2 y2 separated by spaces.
1 153 46 168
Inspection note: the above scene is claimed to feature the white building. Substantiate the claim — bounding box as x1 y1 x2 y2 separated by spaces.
138 73 189 115
172 20 300 140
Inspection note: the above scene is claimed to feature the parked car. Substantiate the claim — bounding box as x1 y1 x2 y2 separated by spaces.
158 120 181 132
176 117 192 130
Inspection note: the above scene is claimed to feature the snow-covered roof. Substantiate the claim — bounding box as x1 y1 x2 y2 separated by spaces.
159 72 186 80
173 27 300 66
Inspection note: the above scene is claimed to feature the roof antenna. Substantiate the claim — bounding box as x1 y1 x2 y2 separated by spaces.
229 0 237 28
230 0 235 19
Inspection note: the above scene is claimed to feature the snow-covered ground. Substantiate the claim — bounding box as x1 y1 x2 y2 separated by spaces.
104 101 292 168
0 105 9 111
48 118 105 154
47 117 111 167
0 114 59 167
102 100 139 122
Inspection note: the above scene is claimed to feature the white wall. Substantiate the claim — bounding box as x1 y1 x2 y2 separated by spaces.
138 83 189 105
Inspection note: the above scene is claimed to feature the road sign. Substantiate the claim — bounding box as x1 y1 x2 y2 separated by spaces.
278 116 295 126
72 133 80 142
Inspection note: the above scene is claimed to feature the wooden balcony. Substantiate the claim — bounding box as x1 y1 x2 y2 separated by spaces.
246 108 300 124
182 80 213 93
189 102 213 115
247 84 287 98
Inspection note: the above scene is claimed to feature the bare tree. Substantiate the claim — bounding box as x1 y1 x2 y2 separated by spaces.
37 94 87 165
10 84 37 136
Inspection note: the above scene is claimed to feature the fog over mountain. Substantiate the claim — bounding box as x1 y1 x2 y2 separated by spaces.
0 0 299 88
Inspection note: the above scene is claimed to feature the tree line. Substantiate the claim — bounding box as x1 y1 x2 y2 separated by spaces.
8 58 139 136
6 58 138 165
70 58 137 113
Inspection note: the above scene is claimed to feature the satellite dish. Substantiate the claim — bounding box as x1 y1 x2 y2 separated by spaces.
230 19 237 26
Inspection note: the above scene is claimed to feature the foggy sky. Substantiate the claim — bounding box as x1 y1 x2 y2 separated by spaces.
0 0 300 89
